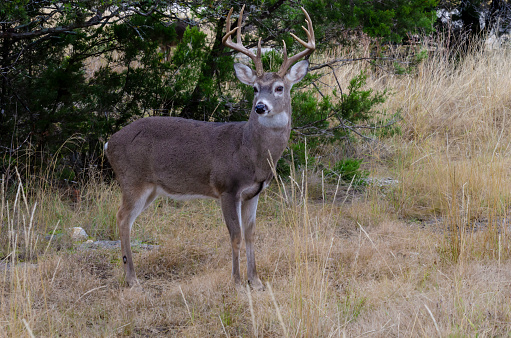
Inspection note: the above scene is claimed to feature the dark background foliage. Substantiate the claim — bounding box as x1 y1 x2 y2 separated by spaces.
4 0 506 183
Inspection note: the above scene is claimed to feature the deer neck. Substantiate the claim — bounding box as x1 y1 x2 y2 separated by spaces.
244 109 291 172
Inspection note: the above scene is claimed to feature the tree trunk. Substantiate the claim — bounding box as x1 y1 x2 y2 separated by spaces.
0 24 12 141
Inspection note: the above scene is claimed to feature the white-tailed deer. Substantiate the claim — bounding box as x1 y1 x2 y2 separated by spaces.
105 5 315 290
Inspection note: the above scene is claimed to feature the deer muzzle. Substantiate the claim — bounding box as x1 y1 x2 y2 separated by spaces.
255 103 267 115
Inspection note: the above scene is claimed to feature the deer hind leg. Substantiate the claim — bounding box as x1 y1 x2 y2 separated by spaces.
117 185 158 287
220 193 243 287
242 195 264 291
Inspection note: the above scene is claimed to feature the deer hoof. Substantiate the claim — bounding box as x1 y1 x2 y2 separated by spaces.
125 276 140 288
249 278 265 291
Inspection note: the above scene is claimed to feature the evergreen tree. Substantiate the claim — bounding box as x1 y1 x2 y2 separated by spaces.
0 0 437 178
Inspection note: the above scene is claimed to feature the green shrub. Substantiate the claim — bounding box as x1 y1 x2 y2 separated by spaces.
325 158 369 186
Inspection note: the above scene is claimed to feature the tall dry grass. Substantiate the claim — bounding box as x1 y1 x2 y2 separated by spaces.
2 42 511 336
384 44 511 264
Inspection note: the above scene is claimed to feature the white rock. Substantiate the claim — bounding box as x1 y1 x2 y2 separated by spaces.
70 227 88 241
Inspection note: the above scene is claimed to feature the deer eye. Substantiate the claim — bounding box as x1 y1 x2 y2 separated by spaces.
253 87 258 93
275 86 284 93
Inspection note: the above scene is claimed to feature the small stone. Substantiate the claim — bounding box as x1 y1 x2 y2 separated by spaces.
70 227 88 241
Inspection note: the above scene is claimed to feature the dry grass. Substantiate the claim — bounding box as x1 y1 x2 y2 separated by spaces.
3 43 511 336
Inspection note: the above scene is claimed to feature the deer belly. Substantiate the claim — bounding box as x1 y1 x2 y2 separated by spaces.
155 185 219 200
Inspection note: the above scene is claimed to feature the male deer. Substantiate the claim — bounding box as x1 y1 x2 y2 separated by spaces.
105 5 315 290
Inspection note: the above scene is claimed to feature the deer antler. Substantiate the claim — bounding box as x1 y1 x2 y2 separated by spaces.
222 5 264 77
277 7 315 78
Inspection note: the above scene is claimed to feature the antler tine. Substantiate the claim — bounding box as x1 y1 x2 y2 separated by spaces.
277 7 316 77
223 7 235 44
236 4 243 44
222 5 264 77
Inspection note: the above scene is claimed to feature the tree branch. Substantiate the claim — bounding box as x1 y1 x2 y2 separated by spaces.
0 11 115 40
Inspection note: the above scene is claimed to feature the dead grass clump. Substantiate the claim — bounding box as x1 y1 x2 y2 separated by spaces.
137 231 226 282
392 48 511 144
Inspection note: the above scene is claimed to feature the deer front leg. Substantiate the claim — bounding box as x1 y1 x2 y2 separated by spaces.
242 195 264 291
220 193 243 287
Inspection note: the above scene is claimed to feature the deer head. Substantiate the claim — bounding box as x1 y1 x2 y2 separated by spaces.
223 5 315 128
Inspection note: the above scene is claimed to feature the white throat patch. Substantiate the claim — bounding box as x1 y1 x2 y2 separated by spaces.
258 112 289 128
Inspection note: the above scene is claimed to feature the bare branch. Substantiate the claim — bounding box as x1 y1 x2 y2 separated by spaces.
0 133 32 154
309 56 412 71
327 64 343 96
0 13 108 39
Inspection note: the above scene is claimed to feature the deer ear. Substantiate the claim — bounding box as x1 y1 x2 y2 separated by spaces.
234 63 257 85
285 60 309 85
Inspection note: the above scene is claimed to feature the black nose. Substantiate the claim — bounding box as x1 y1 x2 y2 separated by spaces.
255 103 266 114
